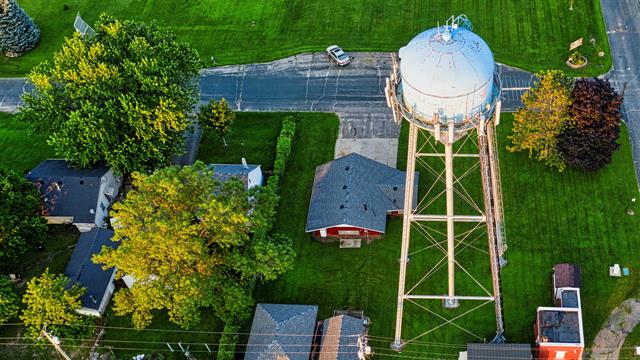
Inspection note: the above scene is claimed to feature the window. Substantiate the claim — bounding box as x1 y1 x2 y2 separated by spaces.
319 229 327 238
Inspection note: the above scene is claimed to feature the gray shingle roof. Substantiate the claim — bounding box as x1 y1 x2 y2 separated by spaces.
26 160 109 224
319 315 366 360
210 164 260 188
305 153 418 233
467 343 532 360
244 304 318 360
64 228 118 312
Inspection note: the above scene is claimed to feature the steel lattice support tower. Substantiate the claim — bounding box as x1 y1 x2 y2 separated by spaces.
384 16 508 351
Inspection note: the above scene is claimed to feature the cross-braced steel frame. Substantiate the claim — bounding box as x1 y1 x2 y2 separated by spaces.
385 58 507 351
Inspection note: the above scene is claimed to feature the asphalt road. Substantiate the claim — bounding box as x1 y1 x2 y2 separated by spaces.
601 0 640 186
1 52 533 166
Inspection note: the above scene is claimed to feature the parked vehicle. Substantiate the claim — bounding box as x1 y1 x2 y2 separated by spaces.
326 45 350 66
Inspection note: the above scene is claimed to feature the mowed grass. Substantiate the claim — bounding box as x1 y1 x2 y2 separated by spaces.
196 112 283 171
2 0 610 77
0 112 53 174
252 112 640 357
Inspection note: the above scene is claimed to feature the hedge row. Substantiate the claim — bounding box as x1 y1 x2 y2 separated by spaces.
216 115 297 360
267 115 296 189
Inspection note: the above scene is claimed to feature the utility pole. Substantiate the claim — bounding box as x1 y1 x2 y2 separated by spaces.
42 325 72 360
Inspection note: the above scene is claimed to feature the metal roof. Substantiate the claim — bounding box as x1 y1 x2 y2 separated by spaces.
26 160 109 223
319 315 366 360
399 26 495 99
64 228 118 312
244 303 318 360
305 153 418 233
466 343 532 360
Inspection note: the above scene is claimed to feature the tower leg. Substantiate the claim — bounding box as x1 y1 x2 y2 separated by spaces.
444 124 459 309
392 123 418 351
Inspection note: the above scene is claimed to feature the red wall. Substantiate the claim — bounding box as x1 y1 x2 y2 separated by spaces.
313 226 382 238
537 345 583 359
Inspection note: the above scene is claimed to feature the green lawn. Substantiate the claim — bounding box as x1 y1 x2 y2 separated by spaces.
197 112 284 171
2 0 610 77
251 112 640 357
621 324 640 359
0 113 53 174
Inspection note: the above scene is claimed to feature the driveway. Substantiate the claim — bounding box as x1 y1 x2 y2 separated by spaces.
601 0 640 186
1 52 533 167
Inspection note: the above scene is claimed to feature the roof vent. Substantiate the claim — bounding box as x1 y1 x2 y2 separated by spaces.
339 204 344 209
393 186 398 191
345 166 350 171
343 185 347 189
89 295 97 304
79 180 84 185
89 208 95 214
363 204 368 211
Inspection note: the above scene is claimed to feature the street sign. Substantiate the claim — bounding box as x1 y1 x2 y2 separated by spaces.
569 37 583 51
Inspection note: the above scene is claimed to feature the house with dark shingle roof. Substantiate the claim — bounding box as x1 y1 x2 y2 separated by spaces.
64 228 119 317
26 159 122 232
305 153 418 241
460 343 533 360
210 158 263 190
318 315 369 360
244 303 318 360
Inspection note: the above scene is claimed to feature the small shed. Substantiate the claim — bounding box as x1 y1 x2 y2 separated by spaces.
244 303 318 360
210 159 263 189
64 228 119 317
26 159 121 232
460 343 532 360
553 263 581 290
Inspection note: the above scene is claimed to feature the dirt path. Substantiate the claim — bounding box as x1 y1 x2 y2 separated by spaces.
589 299 640 359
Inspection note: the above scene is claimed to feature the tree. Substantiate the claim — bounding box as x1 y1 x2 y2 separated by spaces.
0 0 40 57
198 98 235 146
0 276 19 324
20 269 87 339
93 161 295 329
508 70 573 171
558 78 623 171
20 14 201 174
0 167 47 268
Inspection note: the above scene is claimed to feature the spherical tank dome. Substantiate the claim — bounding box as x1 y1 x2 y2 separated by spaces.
398 26 497 123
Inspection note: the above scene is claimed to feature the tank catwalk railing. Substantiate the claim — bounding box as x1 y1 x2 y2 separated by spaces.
477 110 506 340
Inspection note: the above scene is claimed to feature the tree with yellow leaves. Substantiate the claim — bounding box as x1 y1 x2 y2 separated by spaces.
20 14 201 174
508 70 573 171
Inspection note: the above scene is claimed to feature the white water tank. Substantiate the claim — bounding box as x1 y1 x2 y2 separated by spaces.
398 24 498 128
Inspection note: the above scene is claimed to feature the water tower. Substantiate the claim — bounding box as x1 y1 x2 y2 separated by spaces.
385 15 507 350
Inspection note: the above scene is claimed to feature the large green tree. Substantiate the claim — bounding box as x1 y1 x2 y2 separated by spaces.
20 14 201 174
558 78 623 171
0 276 19 324
0 168 47 267
94 162 294 329
20 269 87 339
0 0 40 57
508 70 573 171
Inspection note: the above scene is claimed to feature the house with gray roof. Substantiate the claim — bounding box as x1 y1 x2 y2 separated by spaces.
64 228 119 317
26 159 121 232
459 343 533 360
244 303 318 360
305 153 418 242
318 315 369 360
210 158 263 190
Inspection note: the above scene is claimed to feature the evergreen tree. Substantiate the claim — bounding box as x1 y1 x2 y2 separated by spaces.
0 0 40 57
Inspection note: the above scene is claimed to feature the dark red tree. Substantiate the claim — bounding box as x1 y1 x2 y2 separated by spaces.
558 78 623 171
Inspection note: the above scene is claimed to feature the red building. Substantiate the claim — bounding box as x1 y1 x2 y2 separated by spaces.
305 153 418 243
535 264 584 359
